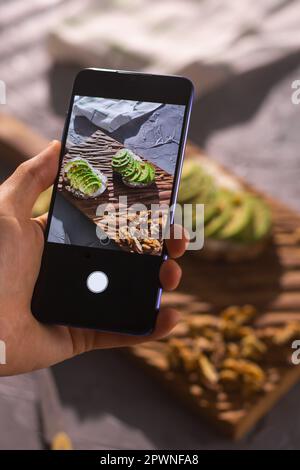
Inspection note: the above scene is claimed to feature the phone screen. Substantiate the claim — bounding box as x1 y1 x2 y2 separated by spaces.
47 95 186 257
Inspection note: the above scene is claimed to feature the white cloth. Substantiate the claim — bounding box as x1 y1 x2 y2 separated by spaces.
73 97 161 132
48 0 300 96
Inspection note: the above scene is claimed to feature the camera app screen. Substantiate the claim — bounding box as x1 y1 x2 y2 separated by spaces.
48 96 186 256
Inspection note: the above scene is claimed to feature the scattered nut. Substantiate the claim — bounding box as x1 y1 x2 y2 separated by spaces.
198 353 219 388
165 305 300 403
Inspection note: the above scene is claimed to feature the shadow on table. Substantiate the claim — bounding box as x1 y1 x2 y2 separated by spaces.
189 48 300 146
51 346 300 450
179 240 283 313
51 348 224 449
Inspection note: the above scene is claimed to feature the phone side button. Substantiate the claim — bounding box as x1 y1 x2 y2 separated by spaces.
86 271 109 294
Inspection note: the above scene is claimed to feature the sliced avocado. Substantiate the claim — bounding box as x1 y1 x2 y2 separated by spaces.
217 195 254 240
188 193 218 231
112 155 129 165
77 171 96 187
181 160 202 181
205 207 232 238
250 198 272 242
177 158 272 245
79 175 100 194
137 164 150 183
122 159 138 178
112 149 136 172
113 149 128 160
191 174 217 205
203 202 219 225
67 163 89 176
112 152 131 164
69 167 91 183
112 154 132 170
178 166 207 203
65 160 89 174
204 191 233 238
147 163 155 182
69 172 82 189
83 179 101 196
191 183 219 225
127 163 142 182
178 180 201 203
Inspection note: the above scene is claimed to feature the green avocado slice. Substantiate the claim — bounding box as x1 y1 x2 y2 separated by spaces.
178 180 201 203
203 203 219 225
112 149 136 172
113 149 128 160
79 175 101 194
204 191 233 238
178 166 207 203
137 164 151 183
112 154 131 170
250 198 272 242
69 169 93 189
65 158 104 196
65 160 89 175
112 155 129 165
191 174 217 205
77 171 96 186
127 163 142 182
190 182 219 227
147 163 155 182
68 166 88 177
122 159 138 178
200 174 217 202
181 160 203 181
83 179 101 196
217 195 254 240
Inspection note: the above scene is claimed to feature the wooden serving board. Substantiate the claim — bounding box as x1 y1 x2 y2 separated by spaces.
59 129 173 250
129 142 300 440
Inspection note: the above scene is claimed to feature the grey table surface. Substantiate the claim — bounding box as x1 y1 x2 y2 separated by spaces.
0 0 300 450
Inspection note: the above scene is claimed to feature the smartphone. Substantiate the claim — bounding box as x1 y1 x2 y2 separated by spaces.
32 68 193 335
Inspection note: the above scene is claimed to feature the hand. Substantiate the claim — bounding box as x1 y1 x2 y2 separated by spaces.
0 141 186 376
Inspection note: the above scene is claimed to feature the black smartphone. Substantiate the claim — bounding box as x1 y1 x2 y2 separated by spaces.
32 68 193 335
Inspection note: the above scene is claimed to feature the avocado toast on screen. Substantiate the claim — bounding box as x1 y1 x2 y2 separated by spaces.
112 148 156 188
63 157 107 199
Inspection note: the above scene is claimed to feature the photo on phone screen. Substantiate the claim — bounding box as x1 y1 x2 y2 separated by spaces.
47 96 186 256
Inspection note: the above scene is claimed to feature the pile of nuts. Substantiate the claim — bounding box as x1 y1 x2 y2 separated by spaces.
166 305 300 399
116 209 167 255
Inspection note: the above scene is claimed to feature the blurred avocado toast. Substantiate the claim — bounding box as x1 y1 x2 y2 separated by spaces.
178 157 272 261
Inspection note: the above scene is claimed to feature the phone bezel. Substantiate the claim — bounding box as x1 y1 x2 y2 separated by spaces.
34 68 194 334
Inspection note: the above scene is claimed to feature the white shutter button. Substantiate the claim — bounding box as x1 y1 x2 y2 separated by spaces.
86 271 108 294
